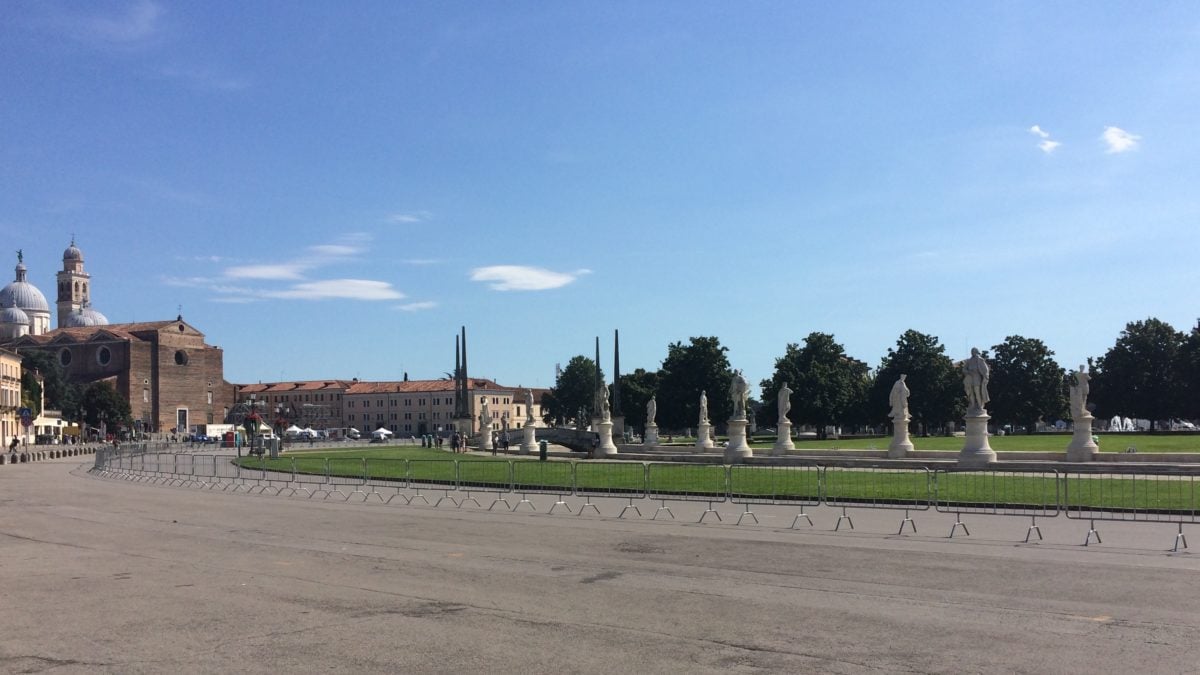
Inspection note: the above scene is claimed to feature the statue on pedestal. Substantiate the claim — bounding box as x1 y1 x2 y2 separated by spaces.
1069 365 1091 420
777 382 792 422
731 370 749 420
524 389 535 423
479 398 490 433
889 374 910 419
600 385 611 422
646 396 657 426
699 390 709 424
963 348 990 414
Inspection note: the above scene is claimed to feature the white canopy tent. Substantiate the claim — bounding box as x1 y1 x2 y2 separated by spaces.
285 425 303 437
371 427 394 439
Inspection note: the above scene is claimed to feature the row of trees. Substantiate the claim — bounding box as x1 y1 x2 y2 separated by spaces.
541 317 1200 436
19 351 133 435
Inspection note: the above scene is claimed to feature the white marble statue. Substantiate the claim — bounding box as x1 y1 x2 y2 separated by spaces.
777 382 792 421
600 385 611 422
524 388 535 423
889 374 910 419
479 398 490 433
699 390 709 424
1069 365 1091 420
731 370 749 420
963 348 990 414
646 396 657 426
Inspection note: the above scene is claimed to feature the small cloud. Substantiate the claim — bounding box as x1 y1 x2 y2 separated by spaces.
388 211 432 224
307 244 361 257
470 265 587 291
396 301 438 312
1029 125 1060 153
1102 126 1141 153
53 0 163 45
158 66 251 92
1038 140 1062 154
264 279 405 301
1029 125 1050 139
401 258 441 266
224 264 307 281
210 296 260 305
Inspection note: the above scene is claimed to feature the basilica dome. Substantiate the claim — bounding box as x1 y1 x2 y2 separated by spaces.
63 303 109 327
0 304 30 326
0 263 50 314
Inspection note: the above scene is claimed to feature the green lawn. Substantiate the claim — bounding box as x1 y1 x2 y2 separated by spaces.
229 446 1200 512
740 433 1200 453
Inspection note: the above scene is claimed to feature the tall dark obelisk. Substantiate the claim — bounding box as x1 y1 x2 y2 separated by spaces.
611 329 625 436
453 326 474 435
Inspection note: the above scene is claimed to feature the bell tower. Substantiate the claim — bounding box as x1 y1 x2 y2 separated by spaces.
56 236 90 328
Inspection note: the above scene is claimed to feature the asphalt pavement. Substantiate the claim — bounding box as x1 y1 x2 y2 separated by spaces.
1 457 1198 673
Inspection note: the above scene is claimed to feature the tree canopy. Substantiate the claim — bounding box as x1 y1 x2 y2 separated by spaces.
541 355 601 426
869 330 961 434
655 336 733 430
80 380 133 431
987 335 1066 433
759 333 869 438
617 368 659 432
1092 318 1186 427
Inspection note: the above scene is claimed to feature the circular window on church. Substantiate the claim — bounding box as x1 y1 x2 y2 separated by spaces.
174 350 189 366
59 349 72 367
96 346 111 366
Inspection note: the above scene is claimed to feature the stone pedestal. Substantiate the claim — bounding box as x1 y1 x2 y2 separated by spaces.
1066 415 1099 462
958 413 996 467
695 421 714 450
888 415 914 459
480 427 493 452
520 423 537 455
594 419 618 458
771 420 794 456
724 418 753 462
643 423 659 446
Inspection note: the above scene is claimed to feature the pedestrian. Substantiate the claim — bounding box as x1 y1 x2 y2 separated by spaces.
451 432 460 453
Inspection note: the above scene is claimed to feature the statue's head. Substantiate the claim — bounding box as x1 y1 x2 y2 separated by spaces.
900 373 907 381
970 347 980 356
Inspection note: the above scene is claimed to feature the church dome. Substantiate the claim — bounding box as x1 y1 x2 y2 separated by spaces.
0 304 30 326
0 263 50 314
63 242 83 262
63 304 108 327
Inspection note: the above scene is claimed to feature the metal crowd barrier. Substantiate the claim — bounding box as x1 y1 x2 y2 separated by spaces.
512 461 575 513
729 464 821 527
407 459 458 506
1065 469 1198 550
646 463 728 522
574 461 647 517
456 460 513 510
934 469 1060 541
363 458 410 504
822 466 932 532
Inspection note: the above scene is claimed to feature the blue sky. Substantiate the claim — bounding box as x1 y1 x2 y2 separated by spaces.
2 1 1198 393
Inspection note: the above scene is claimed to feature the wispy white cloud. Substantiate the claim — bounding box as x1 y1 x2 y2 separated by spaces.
48 0 164 46
388 211 433 224
224 264 307 281
470 265 591 291
158 65 251 92
1102 126 1141 153
308 244 362 257
401 258 442 266
396 301 438 312
1029 125 1060 153
264 279 405 301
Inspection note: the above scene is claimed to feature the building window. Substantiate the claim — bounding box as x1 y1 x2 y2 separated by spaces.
207 392 213 405
59 349 72 367
349 414 355 421
174 350 188 365
96 346 111 366
143 389 150 403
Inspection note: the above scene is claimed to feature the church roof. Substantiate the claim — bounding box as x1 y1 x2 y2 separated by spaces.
8 319 203 346
344 378 506 395
63 240 83 262
0 304 30 326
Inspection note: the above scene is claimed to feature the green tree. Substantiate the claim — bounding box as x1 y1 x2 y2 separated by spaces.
1092 318 1186 428
1180 320 1200 421
80 381 133 433
541 356 601 426
655 336 734 431
869 330 962 435
18 350 81 419
987 335 1067 433
617 368 659 432
759 333 869 438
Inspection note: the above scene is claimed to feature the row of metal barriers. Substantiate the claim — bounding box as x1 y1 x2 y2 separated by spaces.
93 450 1199 550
